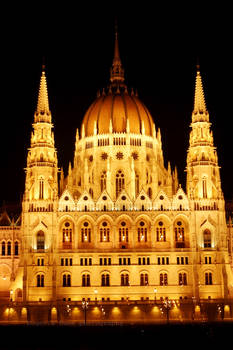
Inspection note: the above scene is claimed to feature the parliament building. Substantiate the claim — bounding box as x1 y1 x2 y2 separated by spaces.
0 29 233 322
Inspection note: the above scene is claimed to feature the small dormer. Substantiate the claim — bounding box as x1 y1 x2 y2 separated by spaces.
134 189 152 211
115 190 132 211
77 190 95 212
172 187 189 211
58 189 75 212
96 190 114 211
153 190 171 211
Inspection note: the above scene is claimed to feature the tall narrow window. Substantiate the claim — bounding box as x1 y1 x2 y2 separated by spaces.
63 274 71 287
37 274 44 287
119 221 129 243
202 177 207 198
174 221 185 248
137 221 148 242
178 273 187 285
37 231 45 250
121 273 129 286
7 241 11 256
156 221 166 242
140 273 149 286
100 171 107 192
14 241 19 256
203 229 211 248
62 222 72 249
81 221 91 243
116 170 125 198
101 273 110 286
1 241 5 256
135 173 139 197
205 272 213 285
39 178 44 200
100 221 110 242
160 273 168 286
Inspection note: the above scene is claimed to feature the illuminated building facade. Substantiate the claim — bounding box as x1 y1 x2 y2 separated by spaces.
0 29 233 322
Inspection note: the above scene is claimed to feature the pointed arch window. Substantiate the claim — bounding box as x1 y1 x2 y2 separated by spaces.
37 274 44 287
160 273 168 286
1 241 5 256
135 172 139 197
100 221 110 242
203 229 211 248
119 221 129 243
121 273 129 286
37 231 45 250
81 221 91 243
202 177 207 198
39 178 44 199
63 273 71 287
178 273 187 285
175 221 185 248
116 170 125 198
100 171 107 192
14 241 19 256
62 222 72 249
156 221 166 242
137 221 148 242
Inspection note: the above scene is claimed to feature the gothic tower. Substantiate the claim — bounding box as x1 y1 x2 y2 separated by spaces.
11 67 58 302
186 65 222 201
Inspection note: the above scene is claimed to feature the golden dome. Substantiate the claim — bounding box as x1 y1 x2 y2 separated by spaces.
82 90 155 137
81 26 155 137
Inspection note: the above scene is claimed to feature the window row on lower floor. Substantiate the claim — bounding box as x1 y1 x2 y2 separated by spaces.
36 272 214 287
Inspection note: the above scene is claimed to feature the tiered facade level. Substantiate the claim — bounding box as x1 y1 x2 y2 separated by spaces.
1 31 233 321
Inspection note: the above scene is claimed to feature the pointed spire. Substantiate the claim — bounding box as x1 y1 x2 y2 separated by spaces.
110 22 125 86
35 65 51 123
193 65 208 118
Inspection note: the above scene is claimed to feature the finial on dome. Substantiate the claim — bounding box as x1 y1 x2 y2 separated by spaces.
110 22 125 86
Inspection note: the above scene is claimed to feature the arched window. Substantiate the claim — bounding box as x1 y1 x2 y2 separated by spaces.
100 221 110 242
100 171 107 192
135 173 139 197
63 274 71 287
37 274 44 287
174 221 185 248
39 178 44 200
205 272 213 285
119 221 129 243
178 273 187 285
140 273 149 286
62 222 72 249
14 241 19 256
137 221 148 242
156 221 166 242
160 273 168 286
81 221 91 243
202 177 207 198
82 274 90 286
101 273 110 286
7 241 11 256
116 170 125 198
147 187 152 199
37 231 45 250
121 273 129 286
203 229 211 248
1 241 5 256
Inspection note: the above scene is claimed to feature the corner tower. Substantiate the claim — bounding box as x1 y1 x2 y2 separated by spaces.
186 66 222 201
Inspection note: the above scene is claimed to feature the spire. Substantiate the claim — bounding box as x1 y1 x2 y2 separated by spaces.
110 23 125 86
193 65 208 120
35 65 51 123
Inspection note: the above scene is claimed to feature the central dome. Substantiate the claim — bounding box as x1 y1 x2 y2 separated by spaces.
81 28 155 138
82 90 154 137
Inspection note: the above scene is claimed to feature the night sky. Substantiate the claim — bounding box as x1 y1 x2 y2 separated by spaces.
0 4 232 206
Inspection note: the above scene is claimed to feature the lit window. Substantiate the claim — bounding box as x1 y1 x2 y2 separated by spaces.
81 221 91 243
156 221 166 242
100 221 110 242
37 231 45 250
62 222 72 249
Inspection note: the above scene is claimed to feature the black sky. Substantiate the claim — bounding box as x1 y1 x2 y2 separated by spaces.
0 3 232 205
